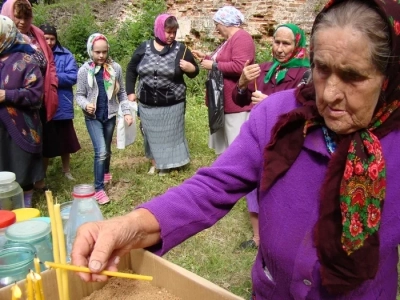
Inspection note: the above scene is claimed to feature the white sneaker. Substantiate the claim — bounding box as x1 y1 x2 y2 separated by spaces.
64 172 75 181
147 166 156 175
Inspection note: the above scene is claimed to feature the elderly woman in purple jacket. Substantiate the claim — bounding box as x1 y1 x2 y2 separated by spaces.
40 24 80 181
72 0 400 299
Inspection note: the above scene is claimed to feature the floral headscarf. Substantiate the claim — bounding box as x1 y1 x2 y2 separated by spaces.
213 6 244 27
0 15 34 55
261 0 400 294
86 33 116 101
264 24 310 84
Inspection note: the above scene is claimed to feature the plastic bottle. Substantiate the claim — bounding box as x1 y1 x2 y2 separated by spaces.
65 184 103 262
0 172 24 210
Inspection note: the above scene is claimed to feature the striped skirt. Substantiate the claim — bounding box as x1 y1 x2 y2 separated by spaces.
139 102 190 169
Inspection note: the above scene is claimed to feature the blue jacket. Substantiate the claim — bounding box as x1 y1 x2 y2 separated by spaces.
52 45 78 120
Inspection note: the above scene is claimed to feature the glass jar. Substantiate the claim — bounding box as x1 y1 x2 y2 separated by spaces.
0 242 35 288
65 184 103 262
0 210 16 249
5 219 53 271
0 172 24 210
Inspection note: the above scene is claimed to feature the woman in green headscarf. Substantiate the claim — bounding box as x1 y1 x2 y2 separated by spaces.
233 23 311 249
234 23 310 107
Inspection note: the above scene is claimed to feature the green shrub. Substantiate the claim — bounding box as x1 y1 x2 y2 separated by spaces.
58 4 100 65
108 0 166 64
256 41 273 64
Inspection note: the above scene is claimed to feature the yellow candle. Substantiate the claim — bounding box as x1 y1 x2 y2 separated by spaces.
32 272 43 300
32 271 45 300
44 261 153 281
45 191 63 300
26 272 34 300
54 203 69 300
34 256 41 274
11 283 21 300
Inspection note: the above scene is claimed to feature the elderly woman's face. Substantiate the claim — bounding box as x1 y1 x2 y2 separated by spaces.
313 27 384 134
214 22 229 39
44 34 56 50
272 27 295 63
13 13 31 34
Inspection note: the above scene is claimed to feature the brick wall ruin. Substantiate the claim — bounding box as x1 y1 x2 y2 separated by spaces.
166 0 328 46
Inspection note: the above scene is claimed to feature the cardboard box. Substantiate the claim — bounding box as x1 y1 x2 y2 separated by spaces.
0 249 244 299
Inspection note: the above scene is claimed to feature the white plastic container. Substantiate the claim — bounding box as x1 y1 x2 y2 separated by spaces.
0 172 24 210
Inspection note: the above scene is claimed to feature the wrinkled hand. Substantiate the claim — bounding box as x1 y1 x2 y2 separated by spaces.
124 114 133 126
71 213 141 282
201 59 213 70
128 94 137 102
238 60 261 89
191 50 206 61
86 103 96 114
251 90 268 105
179 59 195 73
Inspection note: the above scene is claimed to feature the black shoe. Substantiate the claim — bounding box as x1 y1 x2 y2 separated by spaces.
239 239 258 250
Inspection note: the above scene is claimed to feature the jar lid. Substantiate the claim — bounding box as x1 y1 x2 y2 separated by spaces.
0 210 16 228
0 171 16 184
33 217 51 224
6 219 51 241
72 184 95 198
12 208 40 222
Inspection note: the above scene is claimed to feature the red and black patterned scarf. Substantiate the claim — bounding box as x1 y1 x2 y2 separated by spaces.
261 0 400 294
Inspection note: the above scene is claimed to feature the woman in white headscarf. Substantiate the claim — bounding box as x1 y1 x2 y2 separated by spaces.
192 6 255 154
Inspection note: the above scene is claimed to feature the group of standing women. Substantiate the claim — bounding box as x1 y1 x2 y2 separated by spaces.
0 0 80 207
0 0 311 213
74 1 400 298
124 6 311 250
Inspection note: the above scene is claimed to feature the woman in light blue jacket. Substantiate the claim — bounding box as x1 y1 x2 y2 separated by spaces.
76 33 133 205
40 24 81 181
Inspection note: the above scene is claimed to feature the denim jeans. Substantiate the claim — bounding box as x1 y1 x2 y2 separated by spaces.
85 116 116 191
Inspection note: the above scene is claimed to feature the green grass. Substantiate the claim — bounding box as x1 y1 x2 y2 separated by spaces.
33 94 255 299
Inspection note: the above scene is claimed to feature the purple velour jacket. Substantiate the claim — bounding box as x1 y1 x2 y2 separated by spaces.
139 89 400 299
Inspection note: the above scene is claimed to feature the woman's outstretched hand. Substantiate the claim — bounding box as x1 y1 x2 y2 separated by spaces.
191 50 206 61
71 209 161 282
